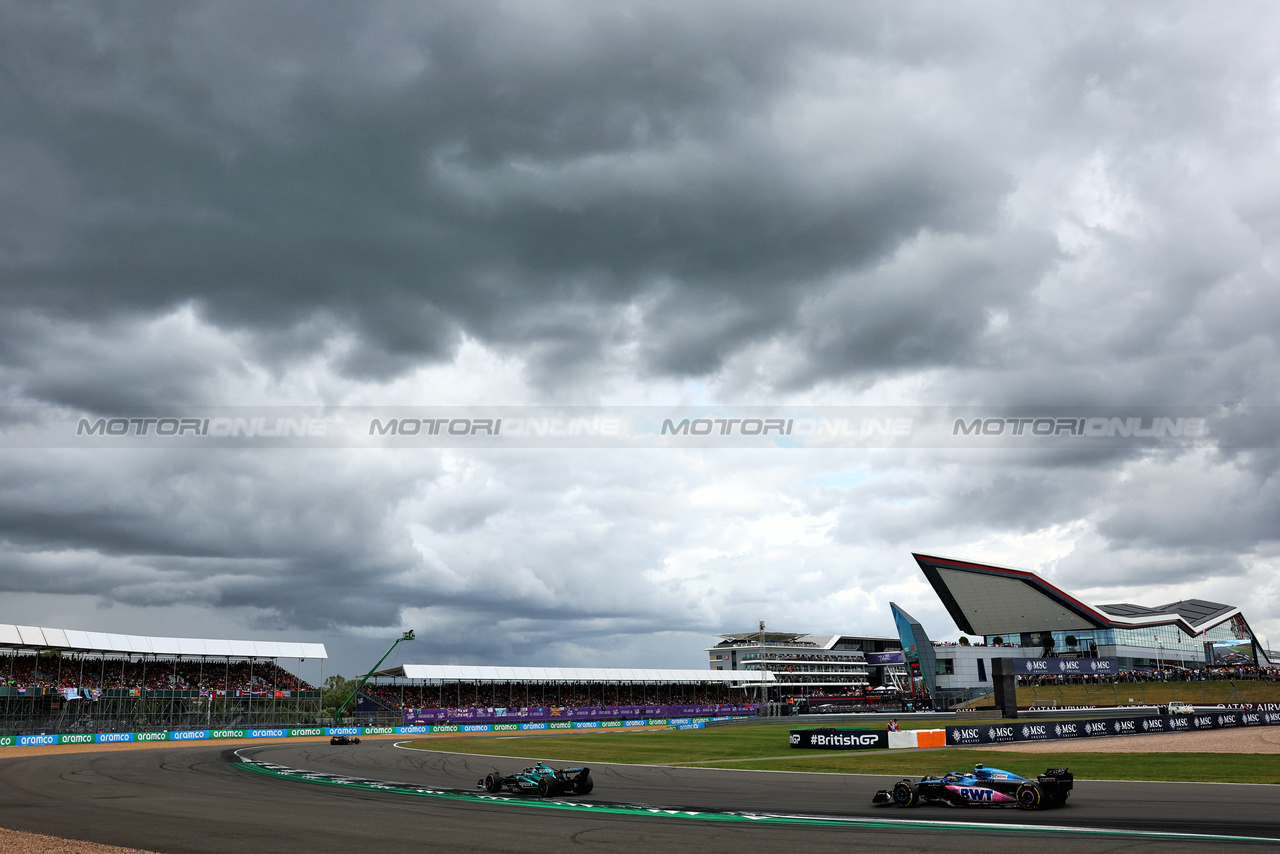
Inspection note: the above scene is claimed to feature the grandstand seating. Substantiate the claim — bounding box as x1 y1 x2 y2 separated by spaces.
363 681 745 712
1 653 316 696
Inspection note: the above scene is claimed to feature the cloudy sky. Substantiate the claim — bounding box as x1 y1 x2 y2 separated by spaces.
2 2 1278 678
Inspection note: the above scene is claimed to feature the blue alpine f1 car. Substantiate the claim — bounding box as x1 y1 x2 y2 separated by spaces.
480 762 594 797
873 764 1072 810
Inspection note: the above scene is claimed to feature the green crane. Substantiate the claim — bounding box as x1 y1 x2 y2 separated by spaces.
333 630 415 725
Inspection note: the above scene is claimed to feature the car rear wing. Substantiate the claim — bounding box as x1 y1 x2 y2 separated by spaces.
1038 768 1073 790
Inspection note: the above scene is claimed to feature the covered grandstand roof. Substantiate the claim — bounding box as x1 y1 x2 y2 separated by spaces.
1098 599 1236 625
715 631 810 643
912 553 1244 638
803 633 899 649
371 664 775 683
0 623 327 659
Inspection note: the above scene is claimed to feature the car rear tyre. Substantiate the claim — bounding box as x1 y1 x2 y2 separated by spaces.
892 781 917 807
1015 782 1043 810
573 770 593 795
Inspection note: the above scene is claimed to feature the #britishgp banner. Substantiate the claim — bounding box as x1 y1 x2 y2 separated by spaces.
789 729 888 750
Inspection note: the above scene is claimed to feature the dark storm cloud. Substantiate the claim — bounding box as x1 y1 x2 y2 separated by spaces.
1092 451 1280 553
0 309 249 410
0 4 1275 407
780 230 1056 388
1055 538 1251 591
1 3 1279 666
830 444 1277 606
829 451 1109 547
0 446 713 647
1 2 1027 397
0 449 434 629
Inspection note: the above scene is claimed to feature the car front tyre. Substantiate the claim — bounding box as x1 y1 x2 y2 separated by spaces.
892 781 917 807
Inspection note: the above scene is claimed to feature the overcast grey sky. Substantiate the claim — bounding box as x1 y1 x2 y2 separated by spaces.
2 2 1278 676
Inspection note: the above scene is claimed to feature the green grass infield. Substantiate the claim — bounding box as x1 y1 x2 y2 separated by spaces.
405 722 1280 785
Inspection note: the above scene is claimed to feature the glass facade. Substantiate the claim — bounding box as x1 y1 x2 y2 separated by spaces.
894 608 920 662
983 614 1261 668
891 603 938 705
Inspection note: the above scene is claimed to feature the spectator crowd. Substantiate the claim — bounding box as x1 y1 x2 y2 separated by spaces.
1 653 315 695
362 681 748 712
1013 664 1279 687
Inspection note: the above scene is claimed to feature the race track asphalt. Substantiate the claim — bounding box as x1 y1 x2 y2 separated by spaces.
1 740 1278 854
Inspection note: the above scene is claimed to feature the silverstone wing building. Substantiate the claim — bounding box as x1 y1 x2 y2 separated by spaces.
898 553 1271 707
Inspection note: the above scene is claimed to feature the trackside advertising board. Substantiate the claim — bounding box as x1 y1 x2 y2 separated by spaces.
402 702 752 725
0 717 733 750
1011 657 1119 676
790 729 889 750
945 711 1274 746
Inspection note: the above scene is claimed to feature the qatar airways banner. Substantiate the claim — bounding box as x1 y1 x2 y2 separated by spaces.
401 702 754 726
1011 657 1119 676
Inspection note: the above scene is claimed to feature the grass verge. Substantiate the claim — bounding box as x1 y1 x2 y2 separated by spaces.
405 723 1280 785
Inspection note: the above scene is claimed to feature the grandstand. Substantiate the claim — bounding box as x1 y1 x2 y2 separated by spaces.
707 630 908 710
360 664 768 725
0 623 326 735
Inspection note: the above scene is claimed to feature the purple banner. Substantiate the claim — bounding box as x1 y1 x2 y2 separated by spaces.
866 652 905 665
401 702 754 726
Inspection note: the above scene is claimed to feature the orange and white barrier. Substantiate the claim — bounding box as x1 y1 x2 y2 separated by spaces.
888 728 946 749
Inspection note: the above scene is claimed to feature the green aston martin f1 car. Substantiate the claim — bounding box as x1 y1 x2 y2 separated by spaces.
480 762 594 797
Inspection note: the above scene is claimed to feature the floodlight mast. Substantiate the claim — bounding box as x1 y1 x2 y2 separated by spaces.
333 630 415 725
